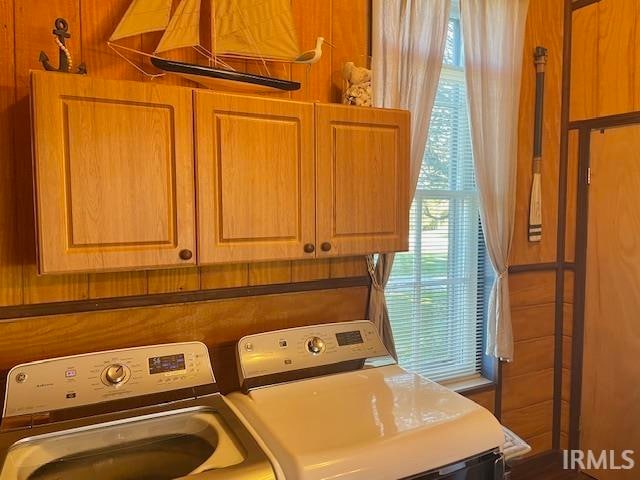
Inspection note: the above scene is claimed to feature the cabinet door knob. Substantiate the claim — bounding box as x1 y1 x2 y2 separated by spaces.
303 243 315 253
321 242 332 252
179 249 193 260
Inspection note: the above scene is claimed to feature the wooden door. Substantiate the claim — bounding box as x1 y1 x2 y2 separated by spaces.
582 126 640 479
195 92 315 263
31 72 196 274
315 104 410 257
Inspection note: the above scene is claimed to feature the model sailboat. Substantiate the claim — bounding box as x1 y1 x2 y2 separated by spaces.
108 0 326 93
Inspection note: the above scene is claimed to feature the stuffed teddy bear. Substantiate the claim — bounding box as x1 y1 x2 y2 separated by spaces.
342 61 372 107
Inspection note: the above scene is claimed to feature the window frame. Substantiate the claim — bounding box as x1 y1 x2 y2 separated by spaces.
386 8 497 388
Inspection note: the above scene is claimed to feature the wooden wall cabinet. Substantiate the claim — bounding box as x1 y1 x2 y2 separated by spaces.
31 72 409 273
316 104 410 257
195 94 410 263
31 72 196 274
195 93 316 263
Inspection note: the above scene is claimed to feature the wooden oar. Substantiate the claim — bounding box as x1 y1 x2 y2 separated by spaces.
528 46 547 242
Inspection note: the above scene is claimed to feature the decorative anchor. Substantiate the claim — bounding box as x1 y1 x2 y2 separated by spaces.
39 18 86 74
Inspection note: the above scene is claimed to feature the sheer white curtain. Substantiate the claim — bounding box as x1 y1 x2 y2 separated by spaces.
461 0 529 361
370 0 451 357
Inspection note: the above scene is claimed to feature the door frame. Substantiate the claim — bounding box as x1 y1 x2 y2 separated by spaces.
567 112 640 451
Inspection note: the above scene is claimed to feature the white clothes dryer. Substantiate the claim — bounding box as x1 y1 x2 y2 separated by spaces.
226 320 506 480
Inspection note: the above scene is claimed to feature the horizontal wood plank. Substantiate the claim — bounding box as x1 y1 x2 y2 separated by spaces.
523 430 553 457
509 271 556 307
512 303 556 341
249 262 292 286
147 268 200 294
503 336 555 378
291 260 332 282
502 369 555 411
330 257 369 278
503 400 554 439
464 389 496 413
199 264 249 290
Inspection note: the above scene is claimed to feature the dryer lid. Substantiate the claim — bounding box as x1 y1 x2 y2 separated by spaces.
228 364 504 480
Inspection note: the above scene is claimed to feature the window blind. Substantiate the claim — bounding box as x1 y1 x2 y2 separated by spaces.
387 12 487 383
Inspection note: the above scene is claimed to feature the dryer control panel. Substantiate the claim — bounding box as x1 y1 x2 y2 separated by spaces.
3 342 214 418
237 321 393 386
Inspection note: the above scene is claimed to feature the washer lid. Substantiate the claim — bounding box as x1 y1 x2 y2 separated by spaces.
228 365 504 480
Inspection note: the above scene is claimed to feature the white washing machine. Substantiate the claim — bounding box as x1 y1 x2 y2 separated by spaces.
226 320 506 480
0 342 276 480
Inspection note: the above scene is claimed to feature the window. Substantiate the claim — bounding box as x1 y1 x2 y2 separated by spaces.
386 6 490 383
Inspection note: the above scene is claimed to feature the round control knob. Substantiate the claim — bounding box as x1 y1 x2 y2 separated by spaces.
306 336 325 355
104 364 127 385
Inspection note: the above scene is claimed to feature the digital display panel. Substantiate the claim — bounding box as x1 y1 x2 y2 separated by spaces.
336 330 364 346
148 354 186 375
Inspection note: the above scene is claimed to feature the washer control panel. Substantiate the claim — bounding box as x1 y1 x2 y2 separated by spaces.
3 342 214 418
237 320 392 381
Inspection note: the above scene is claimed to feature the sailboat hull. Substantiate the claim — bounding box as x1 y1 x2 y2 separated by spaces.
151 57 300 93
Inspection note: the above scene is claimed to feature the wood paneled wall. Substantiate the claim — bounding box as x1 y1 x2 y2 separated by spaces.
503 0 640 458
502 0 565 457
566 0 640 451
0 0 370 308
503 271 556 456
0 1 371 402
511 0 564 267
570 0 640 123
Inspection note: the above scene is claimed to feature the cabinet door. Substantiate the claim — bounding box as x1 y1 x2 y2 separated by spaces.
316 104 410 256
195 92 315 263
31 72 196 274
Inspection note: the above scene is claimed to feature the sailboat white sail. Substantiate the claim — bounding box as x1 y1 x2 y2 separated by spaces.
213 0 299 61
110 0 173 41
155 0 202 54
108 0 328 92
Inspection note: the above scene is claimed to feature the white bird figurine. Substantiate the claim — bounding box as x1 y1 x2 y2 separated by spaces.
294 37 333 64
